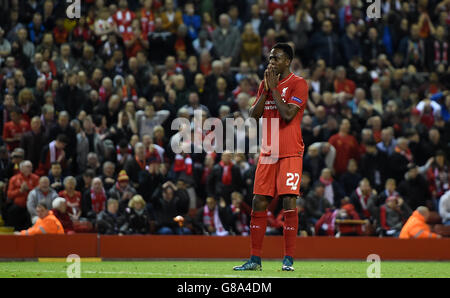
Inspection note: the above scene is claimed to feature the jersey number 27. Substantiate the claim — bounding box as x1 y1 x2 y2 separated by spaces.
286 173 300 190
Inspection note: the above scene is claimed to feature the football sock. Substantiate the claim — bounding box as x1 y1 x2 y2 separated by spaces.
283 208 298 259
250 210 268 257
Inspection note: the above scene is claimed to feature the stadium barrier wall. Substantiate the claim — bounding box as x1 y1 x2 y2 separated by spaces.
1 235 450 260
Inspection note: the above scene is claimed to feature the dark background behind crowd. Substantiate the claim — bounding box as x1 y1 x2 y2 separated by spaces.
0 0 449 237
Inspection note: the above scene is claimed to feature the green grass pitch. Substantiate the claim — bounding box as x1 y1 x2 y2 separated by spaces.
1 260 450 278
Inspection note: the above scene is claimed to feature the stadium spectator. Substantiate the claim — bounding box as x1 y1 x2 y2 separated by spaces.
4 148 25 180
59 176 82 222
339 158 362 197
51 197 74 234
36 134 68 176
82 177 107 220
47 111 77 165
54 43 77 76
379 195 412 237
16 202 64 235
439 191 450 226
20 116 45 170
96 198 124 235
388 137 413 184
195 196 233 236
207 151 243 205
212 14 241 66
328 118 359 176
303 144 326 182
426 150 450 202
349 178 377 220
26 176 58 223
108 170 137 213
240 23 262 64
152 181 190 235
399 206 441 239
2 106 31 151
398 163 432 210
229 191 251 236
5 160 39 230
305 181 332 225
48 162 64 193
120 194 152 235
76 116 104 173
309 19 341 67
360 140 389 192
318 168 345 208
160 0 183 34
100 161 116 191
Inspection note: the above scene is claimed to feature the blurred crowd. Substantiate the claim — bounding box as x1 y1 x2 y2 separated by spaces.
0 0 449 237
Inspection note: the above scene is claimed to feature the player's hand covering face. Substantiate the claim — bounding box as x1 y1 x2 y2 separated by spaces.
265 66 280 90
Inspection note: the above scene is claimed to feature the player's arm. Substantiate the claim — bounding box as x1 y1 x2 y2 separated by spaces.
271 89 300 123
249 71 270 120
266 68 300 123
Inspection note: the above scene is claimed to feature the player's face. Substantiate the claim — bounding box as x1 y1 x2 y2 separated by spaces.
268 49 289 75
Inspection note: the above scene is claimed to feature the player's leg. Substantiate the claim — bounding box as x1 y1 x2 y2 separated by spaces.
277 156 303 271
281 194 298 271
233 195 271 271
234 160 275 271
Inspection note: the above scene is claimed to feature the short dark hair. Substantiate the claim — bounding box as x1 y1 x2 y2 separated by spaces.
272 43 294 62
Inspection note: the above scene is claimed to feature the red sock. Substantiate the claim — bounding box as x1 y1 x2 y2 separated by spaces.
250 211 267 257
283 209 298 257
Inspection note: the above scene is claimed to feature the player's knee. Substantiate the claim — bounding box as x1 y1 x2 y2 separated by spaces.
252 195 270 211
282 195 297 210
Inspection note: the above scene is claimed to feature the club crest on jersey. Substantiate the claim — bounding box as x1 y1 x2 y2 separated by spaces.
281 87 288 97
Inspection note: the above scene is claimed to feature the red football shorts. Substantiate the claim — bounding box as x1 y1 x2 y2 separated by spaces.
253 156 303 197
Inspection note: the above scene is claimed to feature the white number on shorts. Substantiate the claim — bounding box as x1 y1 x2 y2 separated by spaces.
286 173 300 190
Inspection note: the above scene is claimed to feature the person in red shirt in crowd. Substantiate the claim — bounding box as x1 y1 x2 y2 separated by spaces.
123 19 149 59
268 0 295 19
36 134 68 176
113 0 136 34
328 118 360 176
333 66 356 97
2 106 31 151
58 176 82 222
72 16 93 43
6 160 39 230
53 18 69 45
140 0 156 36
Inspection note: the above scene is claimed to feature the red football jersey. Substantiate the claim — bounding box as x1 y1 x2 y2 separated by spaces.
253 73 308 158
